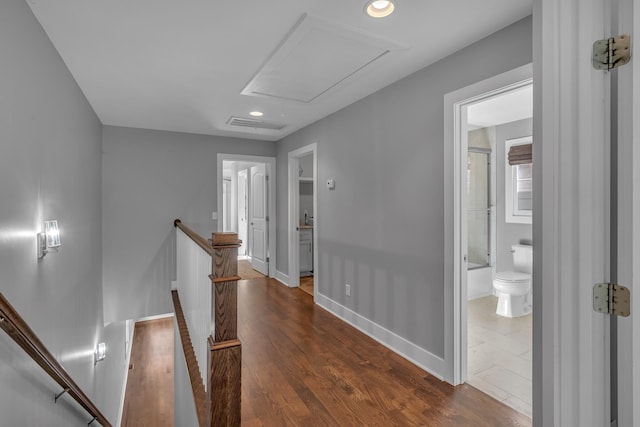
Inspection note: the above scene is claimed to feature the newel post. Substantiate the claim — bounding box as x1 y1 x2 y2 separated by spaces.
208 232 242 426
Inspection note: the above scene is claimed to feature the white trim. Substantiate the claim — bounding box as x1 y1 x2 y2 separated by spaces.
275 270 293 287
316 293 444 380
444 64 533 386
116 319 139 427
616 1 639 425
135 312 174 322
287 143 318 300
217 153 277 278
534 0 610 423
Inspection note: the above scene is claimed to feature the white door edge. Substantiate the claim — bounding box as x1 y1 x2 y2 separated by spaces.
615 0 639 424
533 0 610 424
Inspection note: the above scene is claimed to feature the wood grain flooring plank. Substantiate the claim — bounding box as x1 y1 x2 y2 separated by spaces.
238 278 531 427
121 317 174 427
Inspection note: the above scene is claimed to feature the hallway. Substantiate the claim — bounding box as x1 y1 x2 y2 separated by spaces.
126 278 531 426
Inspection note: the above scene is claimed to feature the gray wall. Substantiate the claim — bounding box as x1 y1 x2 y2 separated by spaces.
276 17 532 358
102 126 275 323
0 0 126 424
495 118 533 272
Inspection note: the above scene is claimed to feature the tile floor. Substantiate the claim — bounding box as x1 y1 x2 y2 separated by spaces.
467 295 532 418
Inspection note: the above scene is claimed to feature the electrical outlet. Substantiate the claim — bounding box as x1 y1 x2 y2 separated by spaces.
212 211 218 220
345 284 351 297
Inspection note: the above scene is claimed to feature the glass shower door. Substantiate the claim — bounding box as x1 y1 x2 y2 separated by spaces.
467 149 491 270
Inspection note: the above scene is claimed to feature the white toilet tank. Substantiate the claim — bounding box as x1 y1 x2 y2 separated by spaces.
512 244 533 274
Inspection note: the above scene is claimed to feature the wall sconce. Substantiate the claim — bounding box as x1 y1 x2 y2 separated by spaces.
37 220 61 259
94 342 106 364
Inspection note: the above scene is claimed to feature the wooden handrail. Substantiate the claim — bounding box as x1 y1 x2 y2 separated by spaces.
174 219 213 256
0 293 112 427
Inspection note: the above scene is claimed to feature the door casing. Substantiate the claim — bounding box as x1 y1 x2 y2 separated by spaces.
444 64 533 386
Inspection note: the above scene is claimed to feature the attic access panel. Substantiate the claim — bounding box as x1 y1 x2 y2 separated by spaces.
242 14 405 103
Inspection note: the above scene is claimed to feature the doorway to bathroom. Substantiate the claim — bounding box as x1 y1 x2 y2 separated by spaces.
443 64 533 418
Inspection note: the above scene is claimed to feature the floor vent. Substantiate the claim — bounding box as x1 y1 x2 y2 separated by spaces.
226 116 285 130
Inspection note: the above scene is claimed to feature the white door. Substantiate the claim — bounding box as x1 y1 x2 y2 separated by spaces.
536 0 612 424
250 164 268 275
615 0 639 423
237 170 248 257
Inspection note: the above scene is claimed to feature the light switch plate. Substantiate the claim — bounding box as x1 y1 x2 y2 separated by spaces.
212 212 218 220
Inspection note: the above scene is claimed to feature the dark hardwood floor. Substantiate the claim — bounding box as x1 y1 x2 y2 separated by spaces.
239 278 531 426
121 279 531 426
299 275 314 296
121 317 174 427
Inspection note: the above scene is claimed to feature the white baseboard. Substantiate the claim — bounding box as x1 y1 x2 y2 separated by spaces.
275 270 294 287
315 293 444 380
136 312 174 322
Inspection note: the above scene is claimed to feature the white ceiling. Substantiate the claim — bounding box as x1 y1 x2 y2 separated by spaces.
467 84 533 128
26 0 532 142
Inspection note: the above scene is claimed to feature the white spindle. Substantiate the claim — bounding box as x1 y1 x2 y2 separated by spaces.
176 228 213 390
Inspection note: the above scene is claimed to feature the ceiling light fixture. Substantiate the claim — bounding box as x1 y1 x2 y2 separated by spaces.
249 111 264 117
364 0 396 18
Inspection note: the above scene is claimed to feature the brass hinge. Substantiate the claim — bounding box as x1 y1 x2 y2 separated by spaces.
593 283 631 317
593 34 631 70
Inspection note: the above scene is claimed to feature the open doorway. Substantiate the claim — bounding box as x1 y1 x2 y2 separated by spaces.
217 154 276 279
444 64 534 419
287 144 318 299
465 84 533 418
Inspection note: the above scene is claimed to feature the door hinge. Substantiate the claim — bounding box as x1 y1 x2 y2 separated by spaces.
266 257 270 263
593 283 631 317
593 34 631 70
266 215 269 222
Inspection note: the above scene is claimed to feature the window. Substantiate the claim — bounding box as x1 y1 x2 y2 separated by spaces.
505 136 532 224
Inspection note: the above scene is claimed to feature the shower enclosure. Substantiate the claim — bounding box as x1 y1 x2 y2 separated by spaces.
467 148 491 270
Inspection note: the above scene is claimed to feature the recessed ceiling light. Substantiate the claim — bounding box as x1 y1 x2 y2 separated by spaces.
249 111 264 117
364 0 396 18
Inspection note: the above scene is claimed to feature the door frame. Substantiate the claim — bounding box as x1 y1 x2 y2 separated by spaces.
287 143 318 298
217 153 276 278
444 64 533 386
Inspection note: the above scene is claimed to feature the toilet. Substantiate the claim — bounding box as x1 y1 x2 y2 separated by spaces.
493 244 532 317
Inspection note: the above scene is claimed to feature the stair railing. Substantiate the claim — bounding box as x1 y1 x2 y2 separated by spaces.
173 219 242 426
0 293 112 426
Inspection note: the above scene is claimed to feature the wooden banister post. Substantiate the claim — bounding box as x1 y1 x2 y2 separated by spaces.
208 232 241 427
